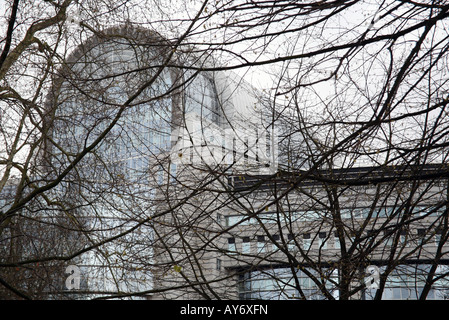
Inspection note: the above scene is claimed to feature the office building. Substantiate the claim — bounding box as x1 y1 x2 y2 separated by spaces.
43 24 274 298
2 23 447 300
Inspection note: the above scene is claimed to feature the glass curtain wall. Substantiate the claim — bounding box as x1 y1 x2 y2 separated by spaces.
50 29 175 297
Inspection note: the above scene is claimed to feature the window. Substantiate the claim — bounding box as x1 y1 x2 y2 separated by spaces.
242 237 251 254
318 232 327 249
287 233 296 252
435 230 443 247
303 233 311 250
272 234 280 252
417 228 426 244
238 268 302 300
349 231 357 246
399 230 408 246
257 235 265 253
228 237 237 254
341 209 351 219
334 231 341 249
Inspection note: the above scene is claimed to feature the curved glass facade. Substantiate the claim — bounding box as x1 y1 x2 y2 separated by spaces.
49 30 177 296
46 27 274 298
53 37 174 182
